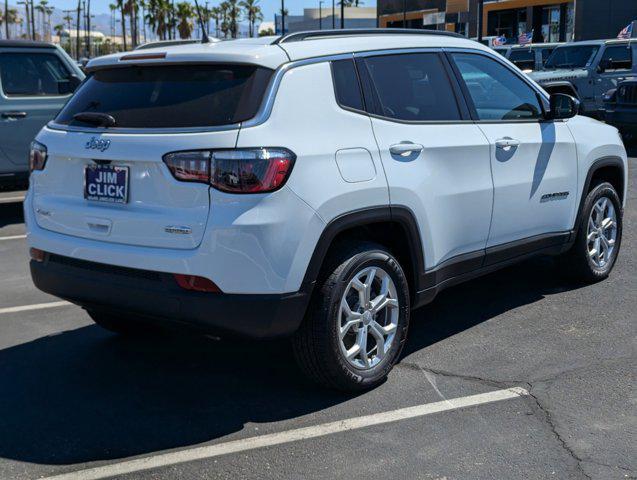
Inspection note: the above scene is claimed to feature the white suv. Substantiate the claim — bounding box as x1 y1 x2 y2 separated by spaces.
26 30 628 391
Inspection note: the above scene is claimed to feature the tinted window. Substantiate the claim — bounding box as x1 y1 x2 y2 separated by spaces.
541 48 554 64
452 53 542 121
361 53 461 121
0 52 73 96
509 49 535 70
544 45 599 69
331 59 364 111
600 45 632 71
493 48 509 57
56 64 273 128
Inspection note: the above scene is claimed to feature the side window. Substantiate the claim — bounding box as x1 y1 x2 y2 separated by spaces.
600 46 632 72
361 53 462 122
509 50 535 70
331 59 364 112
451 53 543 121
541 48 554 65
0 52 73 97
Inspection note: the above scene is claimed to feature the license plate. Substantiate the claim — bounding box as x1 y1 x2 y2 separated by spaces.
84 164 129 204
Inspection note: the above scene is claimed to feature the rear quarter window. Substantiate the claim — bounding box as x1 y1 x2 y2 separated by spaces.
55 64 273 128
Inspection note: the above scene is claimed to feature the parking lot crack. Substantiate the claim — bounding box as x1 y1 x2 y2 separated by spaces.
398 362 525 389
527 388 592 480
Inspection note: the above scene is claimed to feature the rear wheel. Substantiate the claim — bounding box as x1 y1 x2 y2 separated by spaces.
293 242 410 392
560 182 622 282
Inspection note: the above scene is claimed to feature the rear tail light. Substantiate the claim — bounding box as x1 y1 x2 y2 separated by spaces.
29 141 48 172
163 148 295 193
174 274 221 293
29 248 46 262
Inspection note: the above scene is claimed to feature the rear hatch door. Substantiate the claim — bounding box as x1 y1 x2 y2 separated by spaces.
31 62 273 249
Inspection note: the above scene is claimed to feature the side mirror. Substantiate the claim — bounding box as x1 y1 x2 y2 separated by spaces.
548 93 580 120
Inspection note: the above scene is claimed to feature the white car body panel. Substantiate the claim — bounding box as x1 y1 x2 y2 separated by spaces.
478 121 579 246
25 33 628 305
369 119 492 268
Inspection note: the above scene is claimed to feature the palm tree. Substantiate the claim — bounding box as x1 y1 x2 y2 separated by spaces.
53 22 63 38
227 0 239 38
210 5 221 38
240 0 261 38
116 0 127 50
108 3 116 37
3 0 8 38
175 1 192 39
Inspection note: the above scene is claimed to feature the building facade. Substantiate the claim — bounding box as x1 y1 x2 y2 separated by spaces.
377 0 637 43
276 7 377 34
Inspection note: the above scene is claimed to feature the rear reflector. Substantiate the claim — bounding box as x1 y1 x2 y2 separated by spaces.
174 274 221 293
30 248 45 262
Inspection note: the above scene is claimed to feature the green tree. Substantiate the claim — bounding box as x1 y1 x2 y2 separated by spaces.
175 1 192 39
240 0 262 38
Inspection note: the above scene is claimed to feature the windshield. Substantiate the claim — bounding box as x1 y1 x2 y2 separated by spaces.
55 64 273 128
544 45 600 69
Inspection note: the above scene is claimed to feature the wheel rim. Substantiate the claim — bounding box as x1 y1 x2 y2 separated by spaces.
587 196 617 268
338 266 400 370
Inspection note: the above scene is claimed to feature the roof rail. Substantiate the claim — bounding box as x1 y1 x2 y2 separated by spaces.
273 28 465 45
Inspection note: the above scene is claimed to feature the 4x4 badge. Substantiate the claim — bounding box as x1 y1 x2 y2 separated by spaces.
85 137 111 152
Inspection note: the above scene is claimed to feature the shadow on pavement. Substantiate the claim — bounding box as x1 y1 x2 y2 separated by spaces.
0 202 24 229
404 256 583 357
0 256 585 466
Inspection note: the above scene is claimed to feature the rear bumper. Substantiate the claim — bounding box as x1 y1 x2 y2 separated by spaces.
30 253 309 338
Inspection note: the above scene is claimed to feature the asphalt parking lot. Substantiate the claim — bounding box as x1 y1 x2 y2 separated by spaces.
0 154 635 480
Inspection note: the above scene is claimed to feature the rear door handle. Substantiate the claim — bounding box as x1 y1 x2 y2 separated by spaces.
495 138 520 149
1 111 27 119
389 142 424 157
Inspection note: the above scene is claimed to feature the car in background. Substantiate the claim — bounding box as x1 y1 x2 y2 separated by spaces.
0 40 84 188
507 43 562 72
603 78 637 142
530 39 636 118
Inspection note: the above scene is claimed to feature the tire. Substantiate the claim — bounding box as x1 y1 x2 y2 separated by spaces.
87 309 151 336
560 182 623 283
293 242 410 392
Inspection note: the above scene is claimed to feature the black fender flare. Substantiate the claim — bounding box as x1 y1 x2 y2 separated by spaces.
300 205 426 295
573 156 625 235
541 81 579 98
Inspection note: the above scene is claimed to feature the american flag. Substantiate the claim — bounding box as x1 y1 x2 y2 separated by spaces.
493 35 506 46
518 30 533 45
617 22 633 39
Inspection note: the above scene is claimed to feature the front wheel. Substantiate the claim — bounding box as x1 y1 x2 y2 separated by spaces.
293 242 410 392
560 182 622 282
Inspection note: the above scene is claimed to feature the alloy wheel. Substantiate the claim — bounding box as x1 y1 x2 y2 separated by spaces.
338 266 400 370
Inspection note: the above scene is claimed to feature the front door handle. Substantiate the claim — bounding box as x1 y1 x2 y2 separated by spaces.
389 142 424 157
495 138 520 149
1 111 27 119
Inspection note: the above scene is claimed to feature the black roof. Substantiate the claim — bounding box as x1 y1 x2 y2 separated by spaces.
0 39 56 49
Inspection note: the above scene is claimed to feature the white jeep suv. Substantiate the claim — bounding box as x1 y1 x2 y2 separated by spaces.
26 30 627 391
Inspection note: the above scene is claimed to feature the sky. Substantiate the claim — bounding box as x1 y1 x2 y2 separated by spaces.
43 0 377 24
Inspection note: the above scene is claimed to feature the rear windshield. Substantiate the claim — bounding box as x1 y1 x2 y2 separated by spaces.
55 64 273 128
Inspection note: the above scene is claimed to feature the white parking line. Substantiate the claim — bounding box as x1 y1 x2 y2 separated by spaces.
0 301 71 315
0 234 26 241
0 195 25 204
41 387 529 480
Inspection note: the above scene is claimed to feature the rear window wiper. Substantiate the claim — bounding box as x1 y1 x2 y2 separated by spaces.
72 112 116 128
